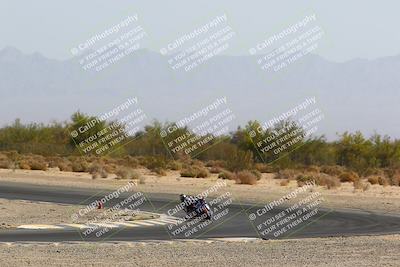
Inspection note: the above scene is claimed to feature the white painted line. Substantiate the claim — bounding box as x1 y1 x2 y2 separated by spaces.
59 224 90 229
144 219 167 225
114 222 140 228
90 223 120 229
17 224 65 230
128 221 155 226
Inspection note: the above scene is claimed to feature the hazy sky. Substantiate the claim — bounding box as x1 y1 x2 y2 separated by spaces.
1 0 400 62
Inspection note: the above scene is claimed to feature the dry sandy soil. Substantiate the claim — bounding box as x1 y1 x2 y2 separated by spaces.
1 235 399 267
1 168 399 215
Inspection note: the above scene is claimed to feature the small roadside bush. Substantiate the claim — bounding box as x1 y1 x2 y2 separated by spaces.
275 169 298 180
0 159 12 169
205 160 226 168
71 161 90 172
180 166 209 178
339 171 359 183
210 166 223 174
27 158 48 171
296 174 340 189
58 161 73 172
280 179 289 186
250 169 262 180
235 171 258 185
116 167 140 180
378 176 390 186
320 165 345 176
368 176 379 185
153 167 167 176
218 170 236 180
254 163 273 173
166 161 182 171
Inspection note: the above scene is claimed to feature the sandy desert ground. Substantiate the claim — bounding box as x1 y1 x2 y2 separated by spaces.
0 235 399 267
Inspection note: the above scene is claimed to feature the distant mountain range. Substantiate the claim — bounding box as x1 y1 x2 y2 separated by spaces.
1 46 399 139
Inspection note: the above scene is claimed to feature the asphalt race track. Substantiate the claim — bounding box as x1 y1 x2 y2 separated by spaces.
0 181 399 242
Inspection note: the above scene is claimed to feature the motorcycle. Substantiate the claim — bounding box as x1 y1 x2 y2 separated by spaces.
184 197 213 220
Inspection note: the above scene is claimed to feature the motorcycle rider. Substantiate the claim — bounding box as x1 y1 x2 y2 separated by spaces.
179 194 205 214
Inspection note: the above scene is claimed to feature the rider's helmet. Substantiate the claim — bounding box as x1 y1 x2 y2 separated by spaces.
179 194 187 202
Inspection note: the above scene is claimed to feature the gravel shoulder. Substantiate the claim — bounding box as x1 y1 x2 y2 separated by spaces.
1 235 399 267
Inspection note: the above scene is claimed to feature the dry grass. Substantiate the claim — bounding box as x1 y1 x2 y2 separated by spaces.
235 171 258 185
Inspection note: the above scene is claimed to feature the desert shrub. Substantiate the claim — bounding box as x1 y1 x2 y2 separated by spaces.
296 173 339 189
180 166 209 178
0 159 12 169
303 165 320 173
166 161 182 171
210 166 223 174
235 171 258 185
18 160 31 170
115 167 140 180
254 163 273 173
368 176 379 185
205 160 226 168
139 176 146 184
363 167 384 177
104 164 117 174
296 174 316 187
325 176 341 189
71 160 89 172
89 163 108 179
58 161 73 172
143 156 167 172
100 170 108 178
353 180 370 191
226 150 254 172
46 156 63 168
195 166 209 178
275 169 298 180
320 165 345 176
121 155 139 168
280 179 289 186
180 167 197 178
153 167 167 176
218 170 236 180
378 176 390 186
250 169 262 180
339 171 359 183
28 158 48 171
388 175 400 186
